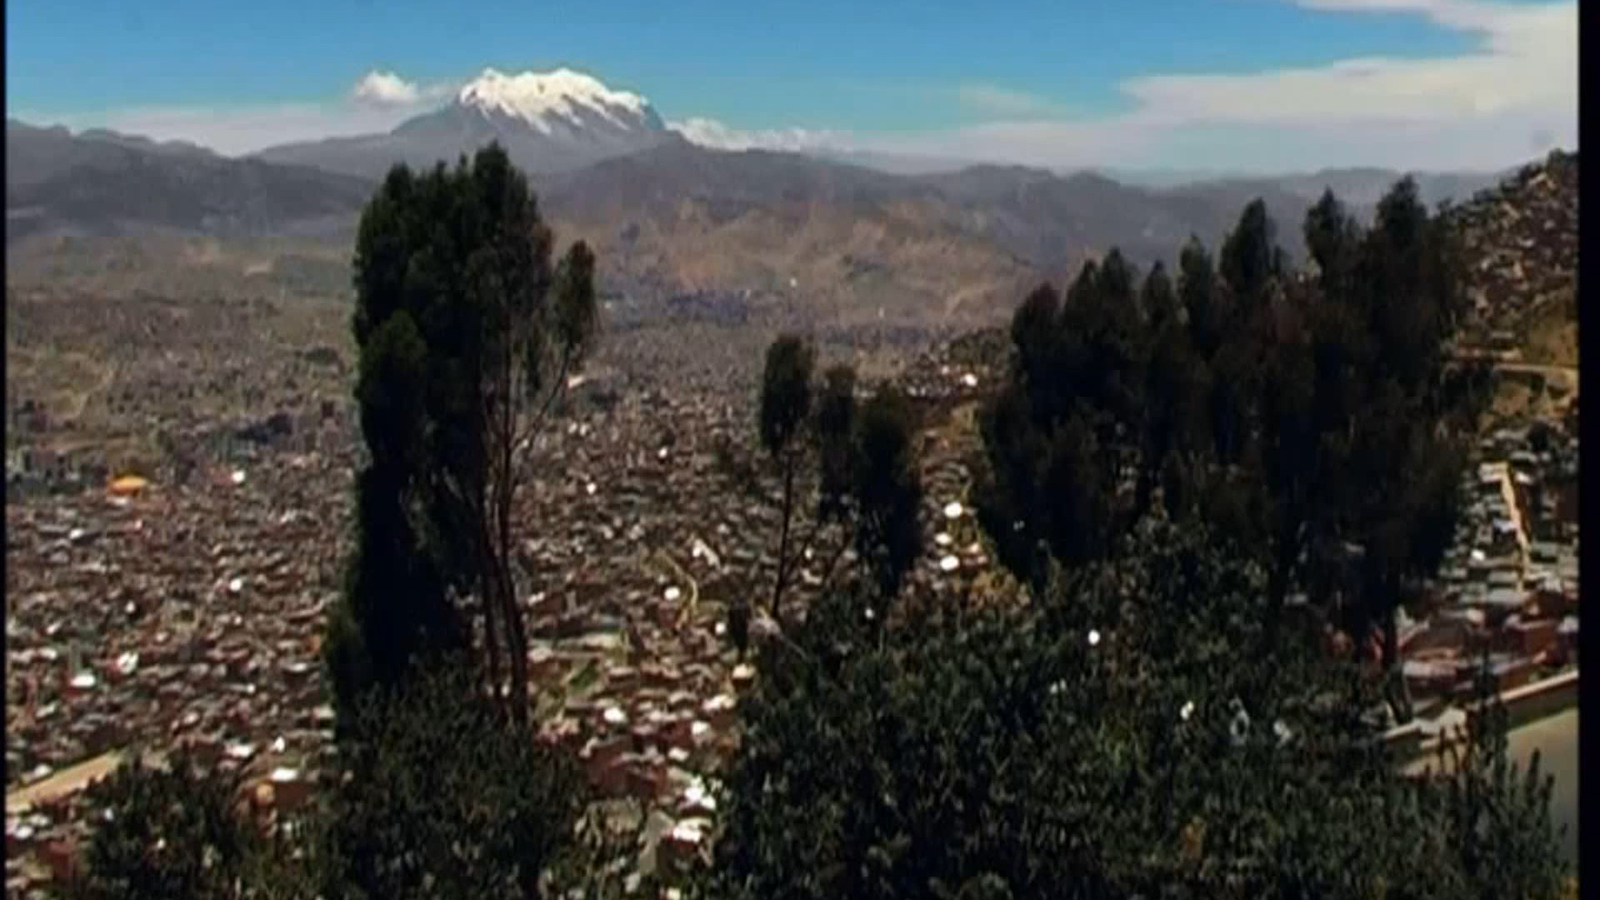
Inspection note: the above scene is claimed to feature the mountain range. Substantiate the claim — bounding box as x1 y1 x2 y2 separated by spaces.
6 120 373 242
5 67 1537 324
256 68 676 180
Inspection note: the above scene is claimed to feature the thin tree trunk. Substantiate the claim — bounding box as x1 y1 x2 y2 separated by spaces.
771 459 797 622
502 402 530 720
1383 588 1412 724
1265 505 1300 646
479 556 503 703
497 466 528 723
815 522 855 599
491 554 526 722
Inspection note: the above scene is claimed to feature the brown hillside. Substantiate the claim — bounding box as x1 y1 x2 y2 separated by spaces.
1448 149 1576 350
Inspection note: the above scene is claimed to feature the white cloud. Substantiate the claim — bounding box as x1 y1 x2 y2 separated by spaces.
1118 0 1572 129
350 69 459 108
667 117 847 153
953 84 1057 117
352 70 421 106
685 0 1575 172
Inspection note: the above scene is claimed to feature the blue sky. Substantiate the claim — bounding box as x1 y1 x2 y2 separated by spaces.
5 0 1577 172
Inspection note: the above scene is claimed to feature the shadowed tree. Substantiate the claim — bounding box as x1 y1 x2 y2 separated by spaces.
978 256 1159 588
316 660 586 900
977 190 1477 722
1179 234 1230 368
1220 198 1284 320
1136 261 1208 517
814 364 859 525
758 334 817 620
1303 188 1362 293
1139 260 1179 332
1324 179 1475 713
847 387 923 605
752 340 923 630
692 517 1569 900
327 142 598 724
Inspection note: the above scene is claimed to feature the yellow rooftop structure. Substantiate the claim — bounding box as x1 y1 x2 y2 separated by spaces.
107 475 150 495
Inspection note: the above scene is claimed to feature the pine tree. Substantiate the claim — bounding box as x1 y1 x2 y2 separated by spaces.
327 144 597 723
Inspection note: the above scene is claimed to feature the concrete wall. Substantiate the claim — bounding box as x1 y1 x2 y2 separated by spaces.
1386 669 1578 766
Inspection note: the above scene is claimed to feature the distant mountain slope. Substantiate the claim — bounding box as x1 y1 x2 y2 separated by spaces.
539 143 1352 312
911 165 1323 273
256 68 675 180
538 143 1036 324
539 141 943 220
10 108 1563 340
6 121 373 242
536 142 1558 329
7 120 220 189
1271 167 1512 208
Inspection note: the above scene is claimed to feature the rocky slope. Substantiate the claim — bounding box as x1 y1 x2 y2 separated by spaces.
1446 150 1577 338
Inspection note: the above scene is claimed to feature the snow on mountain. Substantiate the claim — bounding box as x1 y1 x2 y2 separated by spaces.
456 68 655 134
255 67 673 180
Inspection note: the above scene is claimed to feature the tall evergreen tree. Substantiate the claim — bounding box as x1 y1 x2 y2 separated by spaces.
1179 235 1225 360
1303 188 1361 292
758 334 817 620
327 143 597 723
753 338 923 624
978 189 1480 722
847 388 923 604
1219 198 1281 318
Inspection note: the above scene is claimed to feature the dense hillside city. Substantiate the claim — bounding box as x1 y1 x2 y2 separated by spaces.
3 7 1581 894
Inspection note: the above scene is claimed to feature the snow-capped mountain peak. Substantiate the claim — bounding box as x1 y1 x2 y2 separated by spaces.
257 65 675 178
456 67 655 134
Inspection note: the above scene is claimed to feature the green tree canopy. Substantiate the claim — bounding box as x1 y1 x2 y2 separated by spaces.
752 336 923 627
316 660 586 900
61 751 310 900
846 387 923 604
694 517 1568 900
327 142 597 723
975 186 1484 706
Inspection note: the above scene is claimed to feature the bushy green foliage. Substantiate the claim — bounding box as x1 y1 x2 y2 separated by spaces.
65 666 590 900
316 660 587 900
60 752 305 900
693 518 1568 900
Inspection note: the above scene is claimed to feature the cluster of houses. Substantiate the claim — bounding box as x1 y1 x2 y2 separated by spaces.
4 316 1010 893
5 451 347 890
1401 410 1580 720
5 237 1578 891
